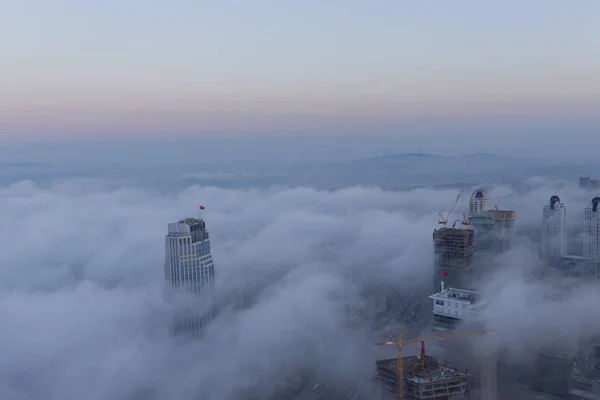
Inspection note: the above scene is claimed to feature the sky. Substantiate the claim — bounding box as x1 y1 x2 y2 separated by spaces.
1 1 600 158
2 176 600 399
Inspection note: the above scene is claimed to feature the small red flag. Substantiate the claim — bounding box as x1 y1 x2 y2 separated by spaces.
441 271 448 277
199 205 205 210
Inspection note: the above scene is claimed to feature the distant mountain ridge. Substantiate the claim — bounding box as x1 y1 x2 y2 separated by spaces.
0 162 43 166
282 151 561 188
368 152 513 161
396 152 439 158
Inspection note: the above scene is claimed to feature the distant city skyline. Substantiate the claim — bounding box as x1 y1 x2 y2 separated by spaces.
2 1 600 158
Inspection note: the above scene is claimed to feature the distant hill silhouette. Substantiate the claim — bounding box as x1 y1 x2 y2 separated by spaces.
283 152 572 188
0 162 43 167
396 152 439 158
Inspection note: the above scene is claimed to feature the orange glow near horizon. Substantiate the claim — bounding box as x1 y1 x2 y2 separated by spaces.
2 1 600 139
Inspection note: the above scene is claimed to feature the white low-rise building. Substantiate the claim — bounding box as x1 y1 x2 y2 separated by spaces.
429 288 485 331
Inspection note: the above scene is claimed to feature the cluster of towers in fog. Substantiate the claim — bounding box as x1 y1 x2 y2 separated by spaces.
542 195 600 276
432 189 517 294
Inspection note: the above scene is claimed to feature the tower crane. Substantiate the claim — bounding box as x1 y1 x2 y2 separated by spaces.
462 213 470 229
438 193 462 228
451 213 470 229
375 329 494 400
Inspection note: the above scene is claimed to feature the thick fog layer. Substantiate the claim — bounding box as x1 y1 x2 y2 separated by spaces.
1 179 599 399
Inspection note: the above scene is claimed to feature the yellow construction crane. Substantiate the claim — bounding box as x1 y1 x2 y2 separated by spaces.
438 194 462 228
452 213 471 230
374 329 494 400
462 213 470 229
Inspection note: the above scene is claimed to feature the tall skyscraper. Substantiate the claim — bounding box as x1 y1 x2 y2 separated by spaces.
468 189 515 252
542 195 567 262
583 197 600 277
428 286 498 398
164 216 215 335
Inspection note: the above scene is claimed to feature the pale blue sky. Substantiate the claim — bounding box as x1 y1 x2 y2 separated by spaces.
1 0 600 157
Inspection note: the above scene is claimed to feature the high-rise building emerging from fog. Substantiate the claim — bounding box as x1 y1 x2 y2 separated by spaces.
164 216 215 335
468 190 515 252
584 197 600 278
433 226 475 292
469 190 490 215
542 195 567 262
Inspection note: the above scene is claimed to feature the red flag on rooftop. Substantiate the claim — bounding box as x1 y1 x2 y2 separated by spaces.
199 205 205 210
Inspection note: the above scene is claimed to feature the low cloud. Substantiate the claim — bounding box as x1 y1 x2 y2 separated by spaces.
1 179 599 399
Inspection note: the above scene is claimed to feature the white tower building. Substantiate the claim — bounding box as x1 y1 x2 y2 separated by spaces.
542 195 567 261
469 189 490 216
164 217 215 335
583 197 600 277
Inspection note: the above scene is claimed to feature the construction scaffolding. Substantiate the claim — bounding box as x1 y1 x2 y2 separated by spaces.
433 228 475 269
376 356 468 400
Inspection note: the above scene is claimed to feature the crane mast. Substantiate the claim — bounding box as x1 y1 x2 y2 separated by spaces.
438 193 462 228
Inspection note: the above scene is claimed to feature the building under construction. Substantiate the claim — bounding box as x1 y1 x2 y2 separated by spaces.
433 227 475 292
376 355 468 400
433 228 475 269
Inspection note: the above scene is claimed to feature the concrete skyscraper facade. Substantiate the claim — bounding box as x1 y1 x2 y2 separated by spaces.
542 195 567 262
433 226 475 293
468 190 515 253
583 197 600 277
164 216 215 335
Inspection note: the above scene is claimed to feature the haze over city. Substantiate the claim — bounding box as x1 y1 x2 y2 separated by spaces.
2 0 600 160
2 1 600 400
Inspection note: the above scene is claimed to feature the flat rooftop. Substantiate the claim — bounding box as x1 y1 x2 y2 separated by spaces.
468 216 496 224
486 209 516 221
433 228 474 237
377 356 468 384
469 210 516 222
429 288 482 305
178 217 204 226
